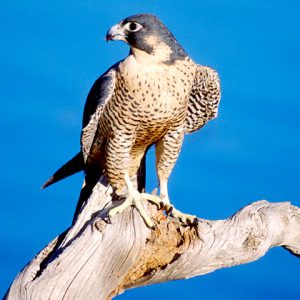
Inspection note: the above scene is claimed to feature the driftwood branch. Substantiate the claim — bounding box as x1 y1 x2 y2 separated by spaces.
5 176 300 299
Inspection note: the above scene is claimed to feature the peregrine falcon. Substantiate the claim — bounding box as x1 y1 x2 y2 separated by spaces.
43 14 221 228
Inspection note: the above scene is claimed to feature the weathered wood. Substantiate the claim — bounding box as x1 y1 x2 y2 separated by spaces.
5 176 300 299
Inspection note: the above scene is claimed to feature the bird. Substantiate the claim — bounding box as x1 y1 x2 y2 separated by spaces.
42 14 221 228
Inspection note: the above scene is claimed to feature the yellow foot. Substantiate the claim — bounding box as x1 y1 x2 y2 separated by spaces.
109 172 163 228
164 204 198 225
144 193 165 209
108 191 161 228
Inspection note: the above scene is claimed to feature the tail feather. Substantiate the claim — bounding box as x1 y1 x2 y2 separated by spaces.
42 152 84 189
137 153 146 192
72 163 103 224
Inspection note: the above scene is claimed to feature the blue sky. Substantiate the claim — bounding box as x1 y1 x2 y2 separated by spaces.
1 0 299 298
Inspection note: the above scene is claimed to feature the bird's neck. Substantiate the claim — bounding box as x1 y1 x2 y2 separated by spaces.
130 44 173 66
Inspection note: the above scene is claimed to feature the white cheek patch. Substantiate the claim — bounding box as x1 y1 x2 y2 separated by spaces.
130 35 172 65
145 35 172 61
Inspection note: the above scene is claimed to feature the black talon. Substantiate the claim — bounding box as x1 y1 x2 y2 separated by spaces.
158 201 164 210
165 204 174 215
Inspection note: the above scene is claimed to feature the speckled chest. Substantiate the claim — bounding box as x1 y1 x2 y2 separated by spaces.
101 56 196 143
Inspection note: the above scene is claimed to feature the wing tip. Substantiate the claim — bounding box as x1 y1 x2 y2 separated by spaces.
41 176 55 189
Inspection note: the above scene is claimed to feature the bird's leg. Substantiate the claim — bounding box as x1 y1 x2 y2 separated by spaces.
159 179 197 225
154 129 197 225
105 138 161 227
108 172 161 228
159 180 170 204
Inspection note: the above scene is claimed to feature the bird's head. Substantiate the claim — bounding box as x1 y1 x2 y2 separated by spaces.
106 14 187 64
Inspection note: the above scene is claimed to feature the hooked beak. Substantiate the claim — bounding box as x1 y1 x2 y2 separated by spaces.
106 24 127 42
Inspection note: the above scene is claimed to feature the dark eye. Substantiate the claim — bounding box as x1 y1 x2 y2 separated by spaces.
124 22 143 32
129 22 137 31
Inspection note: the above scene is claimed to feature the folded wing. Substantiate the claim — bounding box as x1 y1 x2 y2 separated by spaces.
185 65 221 134
42 67 116 188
